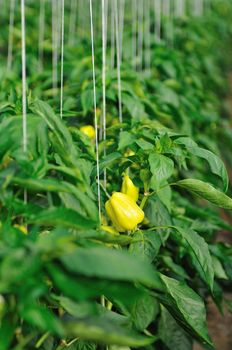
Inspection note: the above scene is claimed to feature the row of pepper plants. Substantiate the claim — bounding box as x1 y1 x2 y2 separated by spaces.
0 1 232 349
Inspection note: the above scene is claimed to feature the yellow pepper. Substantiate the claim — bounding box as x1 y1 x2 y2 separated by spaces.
105 192 144 232
80 125 95 139
121 175 139 202
13 224 28 235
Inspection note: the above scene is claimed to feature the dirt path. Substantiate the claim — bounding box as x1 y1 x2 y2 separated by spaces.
193 296 232 350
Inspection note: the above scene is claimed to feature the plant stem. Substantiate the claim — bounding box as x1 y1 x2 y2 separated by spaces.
35 332 50 348
140 193 149 209
99 181 110 198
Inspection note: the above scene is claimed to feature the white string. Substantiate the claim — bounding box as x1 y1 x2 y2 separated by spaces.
193 0 203 16
110 0 115 68
154 0 161 42
169 1 174 47
102 0 107 188
52 0 58 90
89 0 101 220
163 0 170 17
38 0 45 72
137 0 144 71
21 0 27 205
113 0 122 124
21 0 27 153
132 0 137 69
144 0 151 75
7 0 15 71
60 0 65 119
68 0 77 46
119 0 125 64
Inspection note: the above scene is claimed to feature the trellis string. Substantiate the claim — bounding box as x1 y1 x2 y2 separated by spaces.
60 0 65 118
7 0 15 71
110 0 115 68
119 0 125 63
89 0 101 219
137 0 144 71
38 0 45 71
154 0 161 42
132 0 137 69
144 0 151 74
21 0 27 153
114 0 123 124
68 0 77 46
52 0 58 90
102 0 108 187
21 0 27 204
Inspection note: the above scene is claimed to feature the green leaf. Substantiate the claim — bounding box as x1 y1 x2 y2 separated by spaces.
20 304 64 336
212 256 228 280
162 256 189 280
31 100 78 159
98 152 122 174
129 230 162 263
0 317 15 350
175 179 232 209
118 131 136 150
61 247 164 291
144 197 172 244
48 264 146 307
159 275 213 348
136 139 154 150
174 227 214 291
175 137 228 191
12 176 98 221
28 206 97 229
75 341 97 350
55 296 129 326
149 153 174 188
131 294 159 331
81 89 93 115
65 315 155 347
158 307 192 350
122 93 145 119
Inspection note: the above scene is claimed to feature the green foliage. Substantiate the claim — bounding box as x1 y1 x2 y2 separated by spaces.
0 0 232 349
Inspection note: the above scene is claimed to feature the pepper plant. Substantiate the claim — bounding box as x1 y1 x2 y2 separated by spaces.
0 1 232 350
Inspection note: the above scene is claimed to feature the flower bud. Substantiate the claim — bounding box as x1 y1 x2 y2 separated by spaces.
121 175 139 202
105 192 144 232
101 225 119 235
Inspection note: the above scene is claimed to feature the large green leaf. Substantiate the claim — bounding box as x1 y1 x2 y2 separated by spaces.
11 176 99 221
174 227 214 291
65 314 155 347
60 247 164 291
159 275 213 348
175 179 232 209
31 100 77 158
144 197 172 244
0 317 15 350
47 264 146 307
175 137 228 191
149 153 174 187
28 206 97 229
158 307 192 350
129 230 162 263
20 304 64 336
130 294 159 331
118 131 136 150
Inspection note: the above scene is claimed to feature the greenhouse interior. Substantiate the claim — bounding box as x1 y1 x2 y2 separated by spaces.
1 0 232 349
